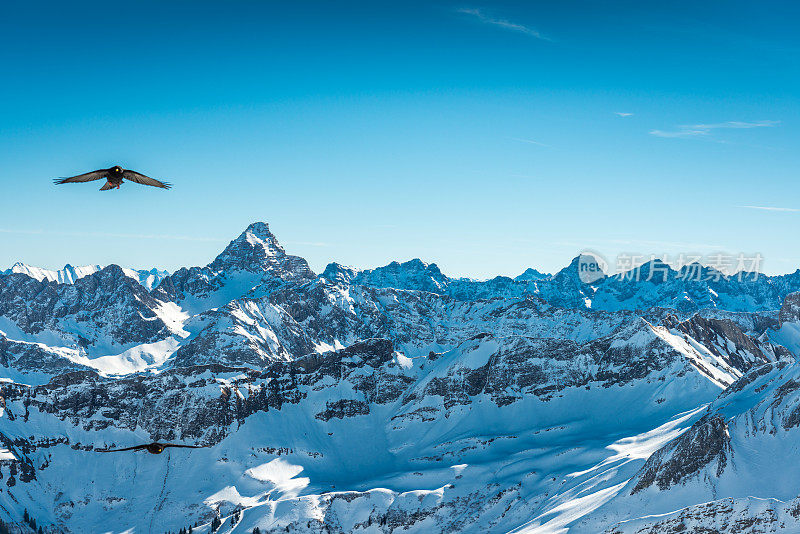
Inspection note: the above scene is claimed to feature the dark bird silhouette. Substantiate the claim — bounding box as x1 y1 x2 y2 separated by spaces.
97 442 204 455
53 166 171 190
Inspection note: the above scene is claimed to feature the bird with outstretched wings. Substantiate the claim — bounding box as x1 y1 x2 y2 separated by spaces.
54 166 171 191
97 442 204 455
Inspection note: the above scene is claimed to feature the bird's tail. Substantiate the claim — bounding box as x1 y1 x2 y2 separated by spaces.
99 182 115 191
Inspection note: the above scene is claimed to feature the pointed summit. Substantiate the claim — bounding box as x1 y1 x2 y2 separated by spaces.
209 222 315 279
243 221 276 241
210 222 283 270
238 222 282 251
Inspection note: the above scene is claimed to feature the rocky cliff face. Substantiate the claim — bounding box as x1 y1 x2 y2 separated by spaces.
765 291 800 355
630 413 731 493
0 265 172 352
663 314 790 368
0 222 798 534
779 291 800 324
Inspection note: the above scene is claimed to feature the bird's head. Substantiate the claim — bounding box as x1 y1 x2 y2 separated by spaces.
112 166 122 174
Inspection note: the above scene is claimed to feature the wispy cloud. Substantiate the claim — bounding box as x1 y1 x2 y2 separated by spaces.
456 8 549 40
0 228 224 242
511 137 551 147
615 112 634 117
650 120 779 138
0 228 44 235
737 205 799 212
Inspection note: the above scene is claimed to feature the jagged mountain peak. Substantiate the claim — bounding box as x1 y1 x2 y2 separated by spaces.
156 222 315 307
320 259 444 287
515 267 549 281
206 222 314 280
232 221 280 249
240 221 280 248
212 222 283 265
349 257 450 293
95 263 126 277
244 220 272 235
381 258 443 274
320 262 359 284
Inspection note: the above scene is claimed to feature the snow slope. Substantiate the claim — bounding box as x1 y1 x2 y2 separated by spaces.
573 357 800 533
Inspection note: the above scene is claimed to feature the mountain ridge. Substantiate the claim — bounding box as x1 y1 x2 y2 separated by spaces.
1 221 799 534
6 222 800 314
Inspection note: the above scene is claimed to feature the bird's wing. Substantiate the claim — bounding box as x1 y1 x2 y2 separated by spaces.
162 444 205 449
96 445 148 452
122 170 171 189
53 169 107 185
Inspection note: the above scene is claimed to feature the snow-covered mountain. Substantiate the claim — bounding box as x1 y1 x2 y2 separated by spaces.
2 262 169 290
514 267 549 282
1 221 798 533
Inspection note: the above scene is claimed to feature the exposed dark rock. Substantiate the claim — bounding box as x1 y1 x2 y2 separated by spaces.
632 414 731 494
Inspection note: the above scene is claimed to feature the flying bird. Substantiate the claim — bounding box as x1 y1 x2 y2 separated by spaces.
53 166 171 190
97 442 204 455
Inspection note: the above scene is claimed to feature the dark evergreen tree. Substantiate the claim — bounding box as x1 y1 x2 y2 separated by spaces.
211 516 221 532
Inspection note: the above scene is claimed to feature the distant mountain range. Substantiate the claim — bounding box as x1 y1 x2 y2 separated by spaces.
2 262 169 290
2 222 799 533
323 254 800 313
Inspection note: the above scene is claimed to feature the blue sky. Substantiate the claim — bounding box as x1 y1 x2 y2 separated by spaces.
0 1 798 277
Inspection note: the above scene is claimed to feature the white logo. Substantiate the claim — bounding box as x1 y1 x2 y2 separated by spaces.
577 251 608 284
